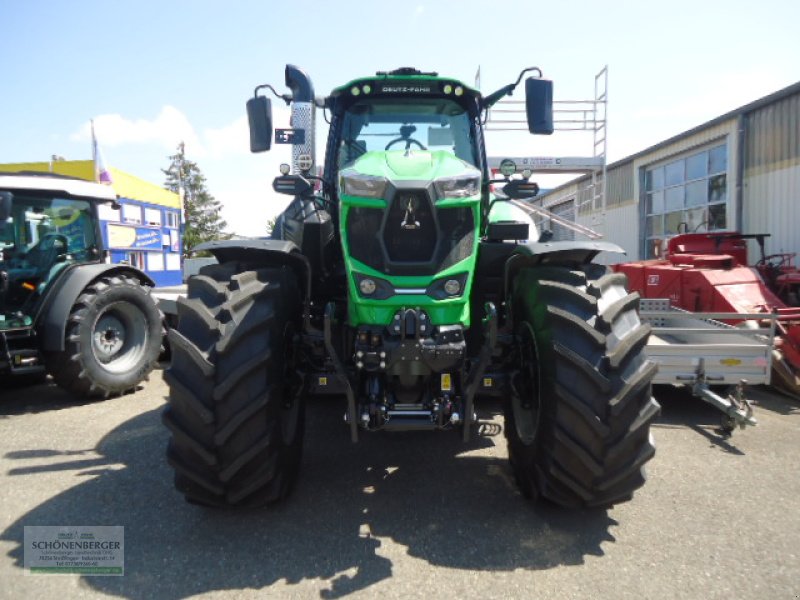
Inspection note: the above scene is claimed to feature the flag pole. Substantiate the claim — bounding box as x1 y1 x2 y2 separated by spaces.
91 119 99 182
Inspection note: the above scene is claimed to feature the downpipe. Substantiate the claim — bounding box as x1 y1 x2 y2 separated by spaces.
285 64 316 175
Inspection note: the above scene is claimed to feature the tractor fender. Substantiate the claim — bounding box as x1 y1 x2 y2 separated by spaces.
503 240 625 303
194 239 312 301
39 263 155 352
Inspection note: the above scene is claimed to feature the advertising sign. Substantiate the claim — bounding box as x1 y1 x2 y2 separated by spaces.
24 526 124 575
107 224 162 250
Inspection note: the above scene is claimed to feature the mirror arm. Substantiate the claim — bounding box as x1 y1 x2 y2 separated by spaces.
481 67 544 110
254 83 292 105
481 84 515 109
513 66 543 87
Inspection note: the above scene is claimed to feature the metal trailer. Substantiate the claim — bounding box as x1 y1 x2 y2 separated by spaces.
640 298 777 433
151 286 184 327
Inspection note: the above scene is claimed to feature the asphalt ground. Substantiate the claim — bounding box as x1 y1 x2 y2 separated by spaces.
1 373 799 599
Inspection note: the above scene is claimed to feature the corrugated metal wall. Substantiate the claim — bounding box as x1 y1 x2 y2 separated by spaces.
631 120 737 173
743 90 800 262
576 203 638 264
606 162 635 207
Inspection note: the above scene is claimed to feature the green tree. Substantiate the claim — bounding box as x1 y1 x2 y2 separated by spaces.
162 142 228 253
266 215 278 236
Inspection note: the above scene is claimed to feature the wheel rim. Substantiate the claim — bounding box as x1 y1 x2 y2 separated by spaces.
513 321 541 445
91 301 148 374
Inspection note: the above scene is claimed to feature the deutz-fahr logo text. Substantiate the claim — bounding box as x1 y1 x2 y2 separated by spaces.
381 85 432 94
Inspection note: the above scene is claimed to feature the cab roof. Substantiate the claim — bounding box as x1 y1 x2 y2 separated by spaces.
0 172 118 202
330 67 479 99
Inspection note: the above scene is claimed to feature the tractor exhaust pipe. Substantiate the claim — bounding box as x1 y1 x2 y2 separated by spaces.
285 64 315 175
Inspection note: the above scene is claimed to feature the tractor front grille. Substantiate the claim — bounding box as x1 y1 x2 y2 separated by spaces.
383 191 436 263
437 206 475 271
347 207 384 270
346 192 474 276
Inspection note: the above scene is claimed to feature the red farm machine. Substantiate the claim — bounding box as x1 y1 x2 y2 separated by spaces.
616 232 800 397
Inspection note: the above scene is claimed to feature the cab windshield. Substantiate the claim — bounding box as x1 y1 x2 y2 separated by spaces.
1 194 99 328
338 98 479 169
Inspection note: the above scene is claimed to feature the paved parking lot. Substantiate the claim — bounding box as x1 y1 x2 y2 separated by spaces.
1 373 799 599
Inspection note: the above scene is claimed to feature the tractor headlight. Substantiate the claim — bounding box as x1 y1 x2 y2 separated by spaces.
425 273 468 300
359 278 377 295
340 172 388 198
434 173 481 199
443 279 462 296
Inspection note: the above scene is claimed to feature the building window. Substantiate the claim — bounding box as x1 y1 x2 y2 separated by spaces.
124 251 145 270
144 207 162 226
97 203 121 222
147 252 165 271
166 252 181 271
121 203 142 225
643 143 728 258
165 211 180 229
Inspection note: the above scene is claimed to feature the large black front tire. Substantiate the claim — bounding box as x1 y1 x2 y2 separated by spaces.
46 274 163 397
505 265 660 508
163 263 304 507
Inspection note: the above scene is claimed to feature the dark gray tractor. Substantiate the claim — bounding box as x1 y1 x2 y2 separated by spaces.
0 173 163 396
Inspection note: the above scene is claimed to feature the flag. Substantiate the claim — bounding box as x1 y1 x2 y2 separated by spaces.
177 141 186 224
91 120 113 185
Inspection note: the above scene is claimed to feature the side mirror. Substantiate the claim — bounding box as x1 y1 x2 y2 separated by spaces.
502 179 540 200
525 77 554 135
247 96 273 152
273 174 313 197
0 191 12 222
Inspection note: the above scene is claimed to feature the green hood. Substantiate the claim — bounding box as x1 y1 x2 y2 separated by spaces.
345 150 479 181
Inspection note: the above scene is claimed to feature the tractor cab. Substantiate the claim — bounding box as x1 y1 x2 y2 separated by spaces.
0 173 163 396
0 175 109 331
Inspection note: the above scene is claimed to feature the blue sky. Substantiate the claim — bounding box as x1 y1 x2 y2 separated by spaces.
2 0 798 235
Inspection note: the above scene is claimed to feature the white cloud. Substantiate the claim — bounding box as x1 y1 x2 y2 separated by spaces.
69 102 315 237
203 116 249 159
213 179 284 237
71 106 203 156
73 102 294 160
212 149 295 238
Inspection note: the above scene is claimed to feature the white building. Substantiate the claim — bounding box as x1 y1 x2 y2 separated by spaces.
534 80 800 264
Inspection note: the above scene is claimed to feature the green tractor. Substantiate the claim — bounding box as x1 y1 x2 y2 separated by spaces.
0 173 163 396
163 65 660 508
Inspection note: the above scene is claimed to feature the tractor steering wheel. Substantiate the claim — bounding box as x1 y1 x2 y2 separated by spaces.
385 137 427 151
25 233 69 271
757 252 795 270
